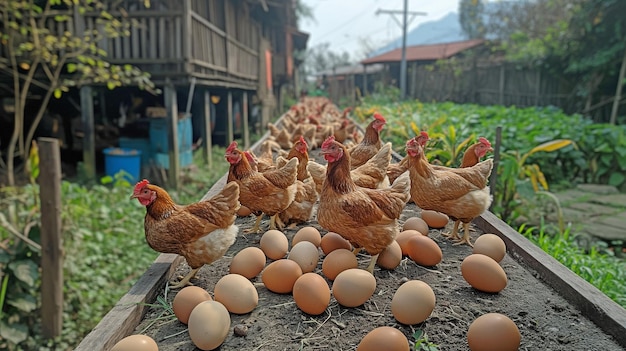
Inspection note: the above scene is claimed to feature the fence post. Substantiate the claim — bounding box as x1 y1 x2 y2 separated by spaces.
498 64 505 105
38 137 63 339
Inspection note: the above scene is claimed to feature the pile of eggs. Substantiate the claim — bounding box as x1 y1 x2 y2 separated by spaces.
112 210 521 351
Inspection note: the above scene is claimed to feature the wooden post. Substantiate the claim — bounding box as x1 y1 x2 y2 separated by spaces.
242 91 250 149
535 70 542 106
38 138 63 339
227 91 234 145
363 65 368 96
80 86 95 180
202 90 213 167
489 126 502 211
164 83 180 189
609 47 626 125
498 64 505 105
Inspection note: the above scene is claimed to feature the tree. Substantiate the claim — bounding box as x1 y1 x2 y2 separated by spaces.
459 0 485 39
564 0 626 124
0 0 157 186
304 42 352 77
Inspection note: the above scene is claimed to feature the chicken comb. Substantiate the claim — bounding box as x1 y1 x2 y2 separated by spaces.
299 135 307 145
321 135 336 149
226 141 238 152
243 150 255 163
420 131 429 139
373 113 386 123
133 179 149 193
478 137 492 148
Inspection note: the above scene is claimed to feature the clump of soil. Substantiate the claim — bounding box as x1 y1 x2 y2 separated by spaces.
134 149 622 350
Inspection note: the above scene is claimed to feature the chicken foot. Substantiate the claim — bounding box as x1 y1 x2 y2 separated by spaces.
170 267 201 289
441 220 461 241
244 214 264 233
452 223 474 247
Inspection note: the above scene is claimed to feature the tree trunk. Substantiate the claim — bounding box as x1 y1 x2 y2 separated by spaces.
609 47 626 125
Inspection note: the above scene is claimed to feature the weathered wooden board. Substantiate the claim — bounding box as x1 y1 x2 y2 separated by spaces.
475 212 626 347
74 254 183 351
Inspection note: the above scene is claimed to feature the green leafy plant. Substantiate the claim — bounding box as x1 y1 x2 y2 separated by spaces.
493 139 575 222
518 222 626 308
413 329 439 351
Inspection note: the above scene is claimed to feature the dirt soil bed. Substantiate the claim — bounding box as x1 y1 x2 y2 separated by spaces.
135 149 623 351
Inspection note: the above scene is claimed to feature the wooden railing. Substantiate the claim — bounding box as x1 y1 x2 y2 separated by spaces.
1 7 260 85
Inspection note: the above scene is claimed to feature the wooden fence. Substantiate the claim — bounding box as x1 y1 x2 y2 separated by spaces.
320 60 625 123
408 62 581 115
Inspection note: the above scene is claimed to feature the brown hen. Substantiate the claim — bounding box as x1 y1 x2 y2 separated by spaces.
317 136 410 273
131 180 240 289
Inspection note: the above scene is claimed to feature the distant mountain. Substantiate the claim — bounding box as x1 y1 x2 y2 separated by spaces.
368 12 465 57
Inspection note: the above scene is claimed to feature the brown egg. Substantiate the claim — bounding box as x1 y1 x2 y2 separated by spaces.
260 229 289 260
261 259 303 294
421 210 449 228
287 241 320 273
237 205 252 217
230 247 267 278
293 273 331 315
391 280 436 325
467 313 521 351
402 217 429 235
321 248 358 280
407 235 443 266
172 286 212 324
376 240 402 270
110 335 158 351
357 326 410 351
332 268 376 307
473 234 507 262
213 274 258 314
461 254 508 293
188 301 231 350
320 232 352 255
292 226 322 247
395 230 423 256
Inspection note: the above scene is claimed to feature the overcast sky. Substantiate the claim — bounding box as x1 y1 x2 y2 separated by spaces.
300 0 461 59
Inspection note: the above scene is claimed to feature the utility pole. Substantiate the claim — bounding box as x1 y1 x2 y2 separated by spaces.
376 4 427 100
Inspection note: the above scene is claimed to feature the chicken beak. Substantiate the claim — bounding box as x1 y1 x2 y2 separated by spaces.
130 194 138 200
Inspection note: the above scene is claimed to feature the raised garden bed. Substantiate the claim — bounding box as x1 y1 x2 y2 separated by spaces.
75 120 626 351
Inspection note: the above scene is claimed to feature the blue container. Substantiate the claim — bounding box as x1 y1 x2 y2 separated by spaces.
153 149 193 170
103 147 142 182
149 116 193 153
119 137 152 167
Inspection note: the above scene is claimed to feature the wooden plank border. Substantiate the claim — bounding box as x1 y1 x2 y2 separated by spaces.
74 254 183 351
75 114 626 350
475 211 626 347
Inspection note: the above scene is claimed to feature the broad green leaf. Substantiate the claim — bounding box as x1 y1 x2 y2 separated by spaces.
53 88 62 99
608 173 625 187
7 293 37 312
0 320 28 344
107 81 116 90
67 63 77 73
9 260 38 286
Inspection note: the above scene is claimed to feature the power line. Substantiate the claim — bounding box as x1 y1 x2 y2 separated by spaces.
376 2 427 99
313 7 374 42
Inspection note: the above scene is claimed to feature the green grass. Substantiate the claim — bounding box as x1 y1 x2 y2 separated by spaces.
518 223 626 308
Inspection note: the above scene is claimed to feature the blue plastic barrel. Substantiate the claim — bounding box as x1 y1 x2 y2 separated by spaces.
103 147 142 182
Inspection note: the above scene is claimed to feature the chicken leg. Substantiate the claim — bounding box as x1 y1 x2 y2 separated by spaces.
365 254 378 274
441 220 461 241
170 267 201 289
244 214 264 233
452 223 474 247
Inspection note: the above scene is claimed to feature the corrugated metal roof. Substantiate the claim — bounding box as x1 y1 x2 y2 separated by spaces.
361 39 485 65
